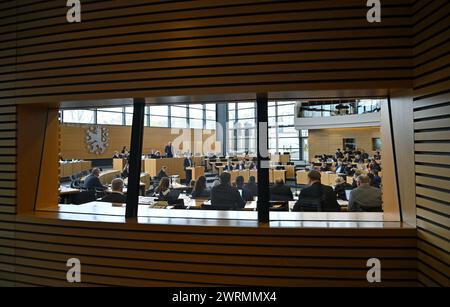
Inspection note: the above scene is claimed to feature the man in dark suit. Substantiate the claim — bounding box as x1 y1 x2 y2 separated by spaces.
157 166 168 179
101 178 127 203
294 170 340 212
184 155 194 183
210 172 246 210
244 176 258 199
270 179 293 201
164 141 174 158
83 168 107 191
235 176 253 201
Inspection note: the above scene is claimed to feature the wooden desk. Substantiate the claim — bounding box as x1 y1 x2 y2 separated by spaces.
271 154 290 164
143 158 185 180
285 165 295 179
113 159 127 171
186 166 204 181
60 161 92 177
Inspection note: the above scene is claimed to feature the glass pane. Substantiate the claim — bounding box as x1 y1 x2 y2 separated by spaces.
149 105 169 116
125 107 133 114
98 107 123 113
274 115 294 126
278 138 299 151
206 104 216 111
236 119 255 128
125 114 133 126
189 107 203 119
268 116 277 126
171 106 187 117
150 115 168 127
228 111 236 121
206 110 216 120
63 110 95 124
278 126 298 137
268 106 276 116
190 104 203 109
238 102 255 109
205 120 216 130
277 104 295 116
238 108 255 118
97 111 123 125
269 128 277 138
190 119 203 129
269 138 277 149
171 117 188 128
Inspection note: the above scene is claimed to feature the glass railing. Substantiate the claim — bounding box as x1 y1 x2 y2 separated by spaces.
296 99 383 118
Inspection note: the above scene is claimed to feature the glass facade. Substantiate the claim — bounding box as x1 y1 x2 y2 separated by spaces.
227 101 301 160
61 104 216 130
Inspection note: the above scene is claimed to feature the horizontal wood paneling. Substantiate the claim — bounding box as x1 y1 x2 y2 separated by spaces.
0 0 413 104
413 0 450 288
0 212 418 287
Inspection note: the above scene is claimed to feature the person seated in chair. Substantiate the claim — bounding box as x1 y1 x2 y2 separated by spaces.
157 166 168 179
83 168 107 191
348 175 382 212
236 160 246 171
101 178 126 203
319 162 330 172
374 151 381 160
244 176 258 199
370 170 382 188
224 161 234 171
335 148 344 160
191 176 210 199
294 170 340 212
270 179 293 201
235 176 253 201
154 177 171 200
368 159 381 172
210 172 246 210
186 179 196 195
334 176 351 200
336 160 351 176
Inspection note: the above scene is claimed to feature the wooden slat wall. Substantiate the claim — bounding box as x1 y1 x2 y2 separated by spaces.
0 0 413 104
0 105 17 215
412 0 450 288
0 213 418 287
0 0 437 287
